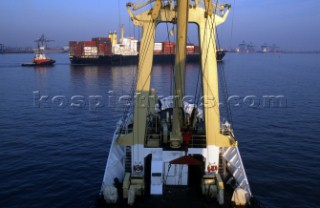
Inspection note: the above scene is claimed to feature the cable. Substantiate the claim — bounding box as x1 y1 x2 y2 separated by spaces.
230 0 236 50
164 7 175 95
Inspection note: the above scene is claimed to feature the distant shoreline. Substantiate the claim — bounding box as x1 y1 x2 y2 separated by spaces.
0 50 68 54
1 51 319 55
226 51 320 54
0 47 69 54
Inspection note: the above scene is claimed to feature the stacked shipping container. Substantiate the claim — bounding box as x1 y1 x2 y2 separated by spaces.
153 42 196 54
113 37 138 55
154 43 163 54
186 44 195 54
163 42 175 54
70 39 199 57
69 38 112 57
69 37 226 65
82 41 97 56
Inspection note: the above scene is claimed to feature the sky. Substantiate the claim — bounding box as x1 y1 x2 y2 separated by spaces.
0 0 319 50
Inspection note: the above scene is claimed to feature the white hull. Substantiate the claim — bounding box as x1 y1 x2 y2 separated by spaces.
100 98 253 206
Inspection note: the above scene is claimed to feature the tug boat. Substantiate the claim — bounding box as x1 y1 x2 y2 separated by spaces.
22 34 56 67
98 1 260 207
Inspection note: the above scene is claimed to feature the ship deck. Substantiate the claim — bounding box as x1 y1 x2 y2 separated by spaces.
96 184 237 208
133 186 221 208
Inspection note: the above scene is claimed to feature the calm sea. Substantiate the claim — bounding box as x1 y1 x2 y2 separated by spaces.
0 53 319 208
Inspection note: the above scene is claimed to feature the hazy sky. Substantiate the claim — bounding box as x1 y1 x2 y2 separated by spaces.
0 0 319 50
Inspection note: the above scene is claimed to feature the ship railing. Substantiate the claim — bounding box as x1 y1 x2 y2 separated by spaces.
119 112 134 134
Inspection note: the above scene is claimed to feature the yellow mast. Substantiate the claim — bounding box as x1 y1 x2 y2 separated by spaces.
170 0 189 148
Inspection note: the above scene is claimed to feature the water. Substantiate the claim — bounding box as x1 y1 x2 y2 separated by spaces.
0 53 319 207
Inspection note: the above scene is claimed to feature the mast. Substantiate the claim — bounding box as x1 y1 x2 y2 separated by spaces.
199 2 234 147
170 0 189 148
121 24 124 43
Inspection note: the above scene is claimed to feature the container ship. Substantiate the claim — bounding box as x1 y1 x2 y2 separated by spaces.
69 29 225 65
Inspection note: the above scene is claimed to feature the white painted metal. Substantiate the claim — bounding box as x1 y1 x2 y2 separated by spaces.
223 147 252 197
101 124 125 192
206 145 220 172
151 160 163 194
132 144 145 176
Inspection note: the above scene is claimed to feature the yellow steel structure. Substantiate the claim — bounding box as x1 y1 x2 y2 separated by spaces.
122 1 236 148
170 0 189 148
